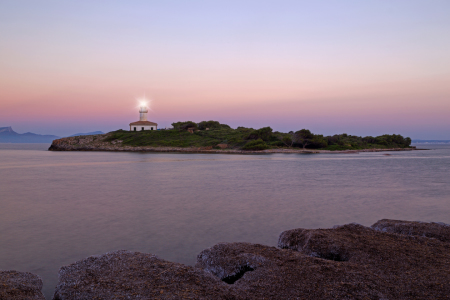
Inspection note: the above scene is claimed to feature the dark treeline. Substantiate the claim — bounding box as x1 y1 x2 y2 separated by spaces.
276 129 411 151
169 121 411 150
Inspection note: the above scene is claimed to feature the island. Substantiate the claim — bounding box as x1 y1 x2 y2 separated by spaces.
49 120 415 153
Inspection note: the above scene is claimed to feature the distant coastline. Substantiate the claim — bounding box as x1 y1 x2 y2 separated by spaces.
0 126 105 143
0 126 59 143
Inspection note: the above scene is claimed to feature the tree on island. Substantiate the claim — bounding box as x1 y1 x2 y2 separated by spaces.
246 127 273 141
278 131 295 147
172 121 198 131
281 135 294 147
197 120 231 130
294 129 313 149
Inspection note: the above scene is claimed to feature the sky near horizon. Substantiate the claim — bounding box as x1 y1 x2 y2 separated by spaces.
1 1 449 138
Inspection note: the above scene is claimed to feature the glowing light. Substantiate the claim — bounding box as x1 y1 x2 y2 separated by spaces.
136 95 152 111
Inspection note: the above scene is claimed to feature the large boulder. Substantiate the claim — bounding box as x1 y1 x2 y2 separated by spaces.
0 270 45 300
278 223 450 299
371 218 450 243
196 242 393 299
53 250 241 300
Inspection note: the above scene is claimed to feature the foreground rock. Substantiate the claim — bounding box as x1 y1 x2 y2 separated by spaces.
50 219 450 299
53 250 240 300
0 270 45 300
371 218 450 243
197 242 393 299
278 222 450 299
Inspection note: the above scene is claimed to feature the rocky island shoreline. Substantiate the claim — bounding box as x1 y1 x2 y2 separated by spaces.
48 133 419 154
2 219 450 299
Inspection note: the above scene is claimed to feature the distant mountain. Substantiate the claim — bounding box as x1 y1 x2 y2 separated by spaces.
68 131 104 137
0 126 60 143
412 140 450 144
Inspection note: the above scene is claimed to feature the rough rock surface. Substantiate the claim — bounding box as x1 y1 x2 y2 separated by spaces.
0 270 45 300
196 242 394 299
371 218 450 243
53 250 241 300
278 223 450 299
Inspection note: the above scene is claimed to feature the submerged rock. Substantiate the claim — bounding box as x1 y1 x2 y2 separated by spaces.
52 250 240 300
278 222 450 299
0 270 45 300
371 218 450 243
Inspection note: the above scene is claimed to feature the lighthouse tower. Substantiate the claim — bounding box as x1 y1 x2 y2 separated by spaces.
129 104 158 131
139 106 148 121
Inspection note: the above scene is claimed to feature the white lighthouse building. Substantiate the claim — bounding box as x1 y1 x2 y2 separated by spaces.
129 105 157 131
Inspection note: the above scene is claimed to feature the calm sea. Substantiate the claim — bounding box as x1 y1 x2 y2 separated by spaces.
1 143 449 299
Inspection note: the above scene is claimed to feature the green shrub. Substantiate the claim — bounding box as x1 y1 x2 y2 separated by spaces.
242 139 269 150
246 127 273 141
198 120 230 130
310 135 328 148
172 121 198 131
267 140 285 147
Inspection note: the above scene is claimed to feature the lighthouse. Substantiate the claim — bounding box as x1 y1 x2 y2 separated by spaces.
129 104 158 131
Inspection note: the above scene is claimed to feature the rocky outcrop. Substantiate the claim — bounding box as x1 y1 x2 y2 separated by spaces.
52 250 241 300
0 270 45 300
196 242 392 299
48 134 110 151
278 222 450 299
371 218 450 243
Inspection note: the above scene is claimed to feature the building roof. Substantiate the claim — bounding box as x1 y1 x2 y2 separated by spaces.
129 121 158 126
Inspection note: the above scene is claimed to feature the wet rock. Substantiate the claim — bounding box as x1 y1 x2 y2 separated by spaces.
371 218 450 243
278 223 450 299
52 250 240 300
196 242 393 299
0 270 45 300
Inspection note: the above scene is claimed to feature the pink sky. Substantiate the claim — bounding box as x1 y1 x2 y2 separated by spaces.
1 1 449 139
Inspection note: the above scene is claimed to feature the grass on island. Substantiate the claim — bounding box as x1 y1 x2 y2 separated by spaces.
104 120 412 151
